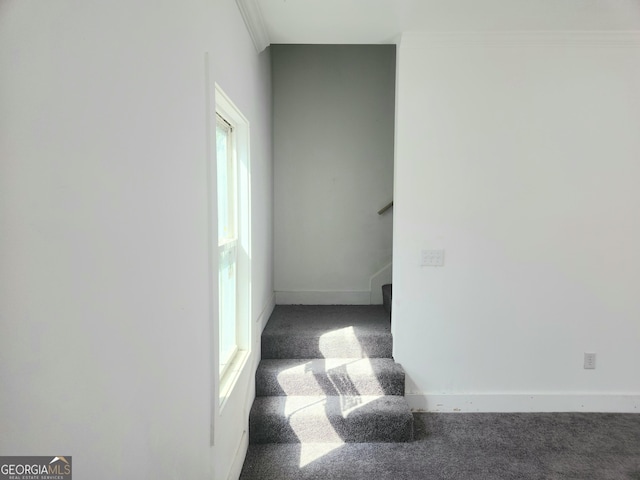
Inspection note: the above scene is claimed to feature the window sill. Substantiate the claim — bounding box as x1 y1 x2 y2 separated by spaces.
219 349 250 411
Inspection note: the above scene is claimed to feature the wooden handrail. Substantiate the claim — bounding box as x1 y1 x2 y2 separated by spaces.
377 201 393 215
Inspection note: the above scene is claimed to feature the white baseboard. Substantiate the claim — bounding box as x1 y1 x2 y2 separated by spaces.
256 292 276 331
275 290 371 305
406 393 640 413
226 429 248 480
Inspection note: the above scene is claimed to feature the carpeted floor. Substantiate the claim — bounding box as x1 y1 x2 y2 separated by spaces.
240 411 640 479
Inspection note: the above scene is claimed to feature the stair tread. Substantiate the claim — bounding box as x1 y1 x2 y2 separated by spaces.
252 394 412 415
261 306 392 359
256 358 405 396
258 357 402 372
263 305 391 337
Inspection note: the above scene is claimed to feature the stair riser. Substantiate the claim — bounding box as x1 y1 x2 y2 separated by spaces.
382 284 392 315
249 396 414 444
250 412 413 444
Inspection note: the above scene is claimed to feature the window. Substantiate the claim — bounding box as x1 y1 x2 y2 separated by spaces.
216 113 238 375
214 85 251 403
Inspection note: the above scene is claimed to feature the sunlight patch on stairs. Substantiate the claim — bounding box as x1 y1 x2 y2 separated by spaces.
286 396 343 444
275 357 383 396
299 442 344 468
319 326 360 357
248 305 413 454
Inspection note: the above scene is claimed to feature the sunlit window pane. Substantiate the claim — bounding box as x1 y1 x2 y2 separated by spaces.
216 115 238 376
219 246 237 372
216 120 234 243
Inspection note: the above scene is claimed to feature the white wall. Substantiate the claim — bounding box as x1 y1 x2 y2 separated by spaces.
394 31 640 412
209 3 274 479
272 45 396 304
0 1 272 478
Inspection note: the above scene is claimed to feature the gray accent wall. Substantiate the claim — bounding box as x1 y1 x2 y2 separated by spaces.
272 45 396 303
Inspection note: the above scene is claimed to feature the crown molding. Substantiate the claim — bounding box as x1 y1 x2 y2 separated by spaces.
236 0 270 53
400 31 640 49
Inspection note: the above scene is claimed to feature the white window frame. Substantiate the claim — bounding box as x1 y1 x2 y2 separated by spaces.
213 84 252 409
216 112 239 378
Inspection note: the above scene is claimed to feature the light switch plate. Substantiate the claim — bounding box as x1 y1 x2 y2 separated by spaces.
584 352 596 370
421 249 445 266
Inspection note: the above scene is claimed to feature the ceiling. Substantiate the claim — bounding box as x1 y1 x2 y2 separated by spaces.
238 0 640 51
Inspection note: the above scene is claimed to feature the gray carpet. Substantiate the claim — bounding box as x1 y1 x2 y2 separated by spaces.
260 305 394 359
256 358 405 396
250 305 414 444
240 411 640 479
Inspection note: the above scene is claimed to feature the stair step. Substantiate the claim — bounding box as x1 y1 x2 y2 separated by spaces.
256 358 405 396
382 284 392 315
261 305 392 359
249 395 414 444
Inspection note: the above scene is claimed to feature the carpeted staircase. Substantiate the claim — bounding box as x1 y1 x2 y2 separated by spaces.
248 304 413 445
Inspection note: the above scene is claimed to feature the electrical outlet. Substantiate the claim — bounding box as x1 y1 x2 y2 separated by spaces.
584 352 596 370
421 249 445 266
